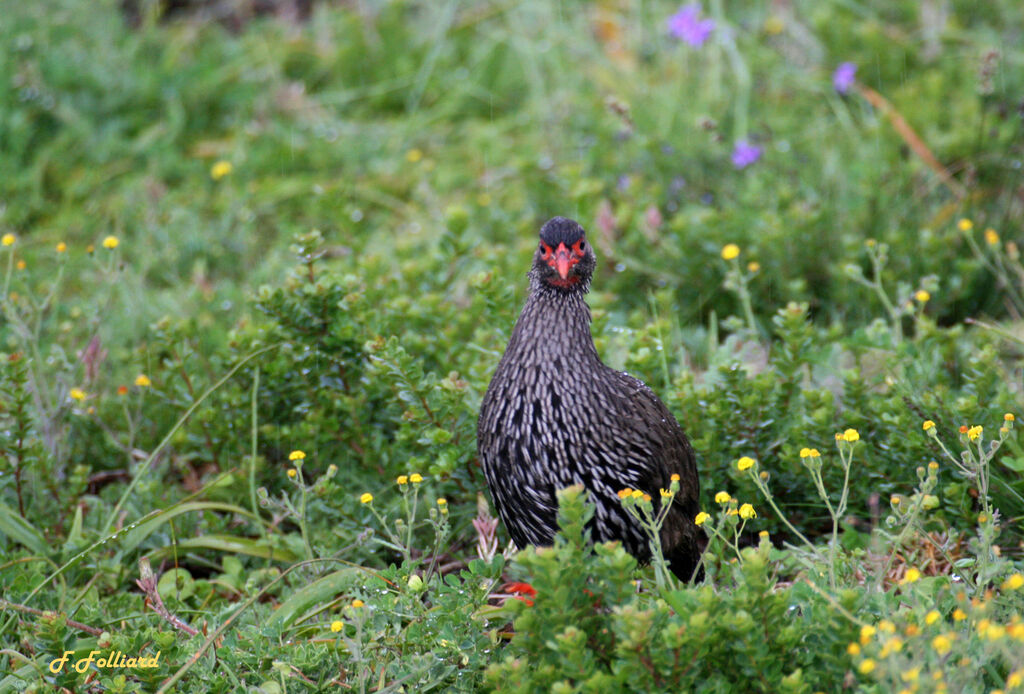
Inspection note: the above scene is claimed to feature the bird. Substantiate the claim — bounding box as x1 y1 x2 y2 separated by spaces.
477 216 703 582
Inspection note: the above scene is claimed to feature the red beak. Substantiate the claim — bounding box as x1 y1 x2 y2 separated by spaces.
554 243 572 279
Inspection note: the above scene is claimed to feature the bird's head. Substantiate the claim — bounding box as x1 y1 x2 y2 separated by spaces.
531 216 596 292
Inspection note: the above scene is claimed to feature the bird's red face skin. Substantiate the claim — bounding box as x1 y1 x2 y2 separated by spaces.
539 239 586 287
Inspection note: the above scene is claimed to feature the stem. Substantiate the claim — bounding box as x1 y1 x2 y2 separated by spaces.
248 367 265 537
749 470 816 552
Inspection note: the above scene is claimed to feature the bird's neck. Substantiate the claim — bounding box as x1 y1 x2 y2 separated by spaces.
506 281 600 363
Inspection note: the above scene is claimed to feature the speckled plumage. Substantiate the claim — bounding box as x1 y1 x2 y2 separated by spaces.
477 217 703 581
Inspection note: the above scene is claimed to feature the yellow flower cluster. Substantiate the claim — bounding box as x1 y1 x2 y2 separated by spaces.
134 374 151 387
799 447 821 458
1004 573 1024 591
1 233 15 246
102 235 119 249
836 428 860 442
694 511 710 526
736 456 755 471
360 493 373 504
289 450 305 461
211 160 233 180
721 243 740 260
967 425 983 441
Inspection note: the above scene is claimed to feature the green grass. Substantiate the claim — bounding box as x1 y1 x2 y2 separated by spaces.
2 0 1024 691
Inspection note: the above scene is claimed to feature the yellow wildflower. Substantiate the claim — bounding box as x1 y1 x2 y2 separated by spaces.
901 668 920 682
1005 413 1015 422
331 620 343 632
923 420 935 431
660 488 673 498
758 530 769 538
932 633 953 655
736 456 755 471
360 493 373 504
1008 671 1024 688
878 620 896 633
101 235 119 249
901 567 922 584
860 625 876 645
880 636 904 656
1 233 15 246
406 148 423 163
715 491 731 504
618 488 633 499
915 290 930 303
968 425 983 441
289 450 305 461
842 428 860 442
69 388 87 401
953 608 967 621
670 473 680 482
986 623 1006 640
694 511 710 526
985 229 1000 245
134 374 151 387
925 610 941 625
287 469 297 478
739 503 756 519
957 218 973 232
858 658 876 675
1002 573 1024 591
210 160 233 180
410 473 423 484
905 623 920 636
721 243 740 260
351 599 364 608
56 241 67 253
747 261 760 272
16 260 25 270
847 642 860 655
437 497 447 506
397 475 408 485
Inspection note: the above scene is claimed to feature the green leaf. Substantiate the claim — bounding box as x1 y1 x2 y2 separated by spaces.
265 568 361 631
0 501 49 555
146 535 300 563
120 502 259 554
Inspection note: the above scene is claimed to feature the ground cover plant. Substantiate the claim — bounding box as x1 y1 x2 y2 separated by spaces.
1 0 1023 691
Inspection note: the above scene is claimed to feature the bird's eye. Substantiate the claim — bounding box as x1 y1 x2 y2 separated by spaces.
574 240 586 253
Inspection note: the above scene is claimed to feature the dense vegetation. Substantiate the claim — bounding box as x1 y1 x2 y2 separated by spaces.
2 0 1023 691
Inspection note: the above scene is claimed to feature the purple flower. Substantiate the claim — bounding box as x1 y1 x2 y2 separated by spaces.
833 62 857 94
667 4 715 47
731 140 761 169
